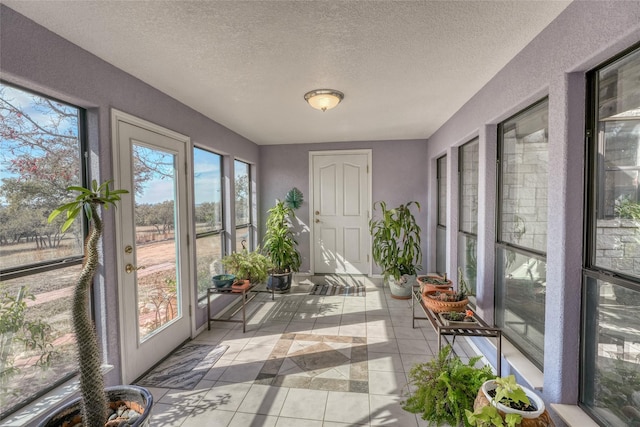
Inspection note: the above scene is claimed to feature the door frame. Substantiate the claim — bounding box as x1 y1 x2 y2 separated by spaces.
308 149 373 276
111 109 195 383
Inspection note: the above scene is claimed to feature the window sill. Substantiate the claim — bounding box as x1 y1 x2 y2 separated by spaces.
467 335 543 390
551 404 599 427
0 365 113 427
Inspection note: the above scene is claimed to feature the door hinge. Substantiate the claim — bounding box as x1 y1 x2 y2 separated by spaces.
186 234 190 246
367 254 370 262
189 305 192 316
367 164 369 173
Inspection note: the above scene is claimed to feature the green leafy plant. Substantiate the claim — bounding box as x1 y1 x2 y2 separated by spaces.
221 248 271 284
615 195 640 220
48 179 127 427
369 201 422 282
403 345 495 426
0 286 55 384
465 375 532 427
262 200 301 274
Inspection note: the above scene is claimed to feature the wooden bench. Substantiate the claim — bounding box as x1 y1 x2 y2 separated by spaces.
411 283 502 374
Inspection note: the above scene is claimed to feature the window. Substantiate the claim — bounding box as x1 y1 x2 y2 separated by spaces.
582 45 640 426
193 148 224 300
458 138 479 304
0 83 85 417
234 160 252 251
435 155 447 275
496 99 549 369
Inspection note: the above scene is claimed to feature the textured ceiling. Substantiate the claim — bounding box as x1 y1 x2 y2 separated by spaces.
3 1 571 145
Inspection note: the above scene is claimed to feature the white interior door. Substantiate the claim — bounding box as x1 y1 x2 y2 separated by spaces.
311 151 371 274
112 111 192 383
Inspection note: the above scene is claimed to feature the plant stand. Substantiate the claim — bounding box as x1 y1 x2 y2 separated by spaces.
473 388 556 426
412 283 502 375
207 283 273 333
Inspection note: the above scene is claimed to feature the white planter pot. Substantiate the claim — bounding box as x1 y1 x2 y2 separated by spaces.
481 380 545 419
387 274 415 299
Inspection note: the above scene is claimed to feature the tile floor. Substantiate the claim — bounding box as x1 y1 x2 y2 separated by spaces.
143 276 480 426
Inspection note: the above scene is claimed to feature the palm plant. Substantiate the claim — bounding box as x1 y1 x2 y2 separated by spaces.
369 201 422 281
262 200 301 274
48 180 127 427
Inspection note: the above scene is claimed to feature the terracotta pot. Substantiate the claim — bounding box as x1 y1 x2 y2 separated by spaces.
416 275 452 293
422 289 468 313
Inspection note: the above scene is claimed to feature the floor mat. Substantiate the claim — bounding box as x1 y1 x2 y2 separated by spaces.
136 343 228 390
309 283 366 296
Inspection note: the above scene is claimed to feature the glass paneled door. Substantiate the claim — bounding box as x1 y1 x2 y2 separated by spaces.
113 111 192 383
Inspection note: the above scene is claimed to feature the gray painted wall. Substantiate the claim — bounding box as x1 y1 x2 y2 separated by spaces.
423 0 640 419
0 5 259 385
259 139 428 275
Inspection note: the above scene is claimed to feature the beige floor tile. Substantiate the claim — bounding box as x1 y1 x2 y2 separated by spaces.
366 337 400 354
369 394 420 426
367 352 404 372
148 402 193 427
228 412 278 427
237 384 289 416
218 360 265 383
396 338 431 355
198 381 252 412
324 391 370 425
180 408 235 427
276 417 323 427
279 388 329 420
367 370 409 395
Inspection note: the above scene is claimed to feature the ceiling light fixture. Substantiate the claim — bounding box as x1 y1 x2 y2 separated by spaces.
304 89 344 112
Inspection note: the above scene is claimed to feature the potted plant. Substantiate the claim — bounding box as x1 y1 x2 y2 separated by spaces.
417 274 452 293
221 248 271 285
466 375 547 427
369 201 422 299
423 267 472 313
440 309 477 327
403 345 495 426
41 180 153 427
262 200 301 293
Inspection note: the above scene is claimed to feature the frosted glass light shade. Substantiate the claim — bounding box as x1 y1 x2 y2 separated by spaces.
304 89 344 112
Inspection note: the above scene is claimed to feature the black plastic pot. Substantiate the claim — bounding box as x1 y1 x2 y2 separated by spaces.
37 385 153 427
267 272 292 292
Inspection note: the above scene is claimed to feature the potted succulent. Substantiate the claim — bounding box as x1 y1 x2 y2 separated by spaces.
403 345 495 426
423 267 472 313
262 200 301 293
417 274 452 293
369 201 422 299
466 375 547 427
221 248 271 285
41 180 153 427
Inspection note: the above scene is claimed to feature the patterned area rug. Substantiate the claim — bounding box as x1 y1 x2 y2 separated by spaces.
309 283 365 296
137 343 228 390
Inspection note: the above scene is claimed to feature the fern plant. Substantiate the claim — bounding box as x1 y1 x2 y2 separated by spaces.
403 346 495 426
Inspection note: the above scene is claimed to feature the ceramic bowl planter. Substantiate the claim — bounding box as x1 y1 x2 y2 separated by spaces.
422 289 468 313
212 274 236 290
38 385 153 427
481 380 545 419
267 272 292 293
417 275 452 293
439 311 477 327
388 274 415 299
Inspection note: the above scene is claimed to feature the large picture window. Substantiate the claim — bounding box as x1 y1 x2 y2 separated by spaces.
582 45 640 427
0 83 85 417
436 155 447 275
193 148 224 300
234 160 252 251
496 99 549 369
458 138 479 303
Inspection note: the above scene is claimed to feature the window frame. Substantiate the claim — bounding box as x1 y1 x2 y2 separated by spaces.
495 97 549 370
234 159 253 251
580 42 640 423
193 146 225 302
436 155 447 275
0 81 88 418
458 138 479 303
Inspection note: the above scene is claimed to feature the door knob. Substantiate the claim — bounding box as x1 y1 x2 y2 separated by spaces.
125 264 146 274
315 219 320 223
315 211 320 215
